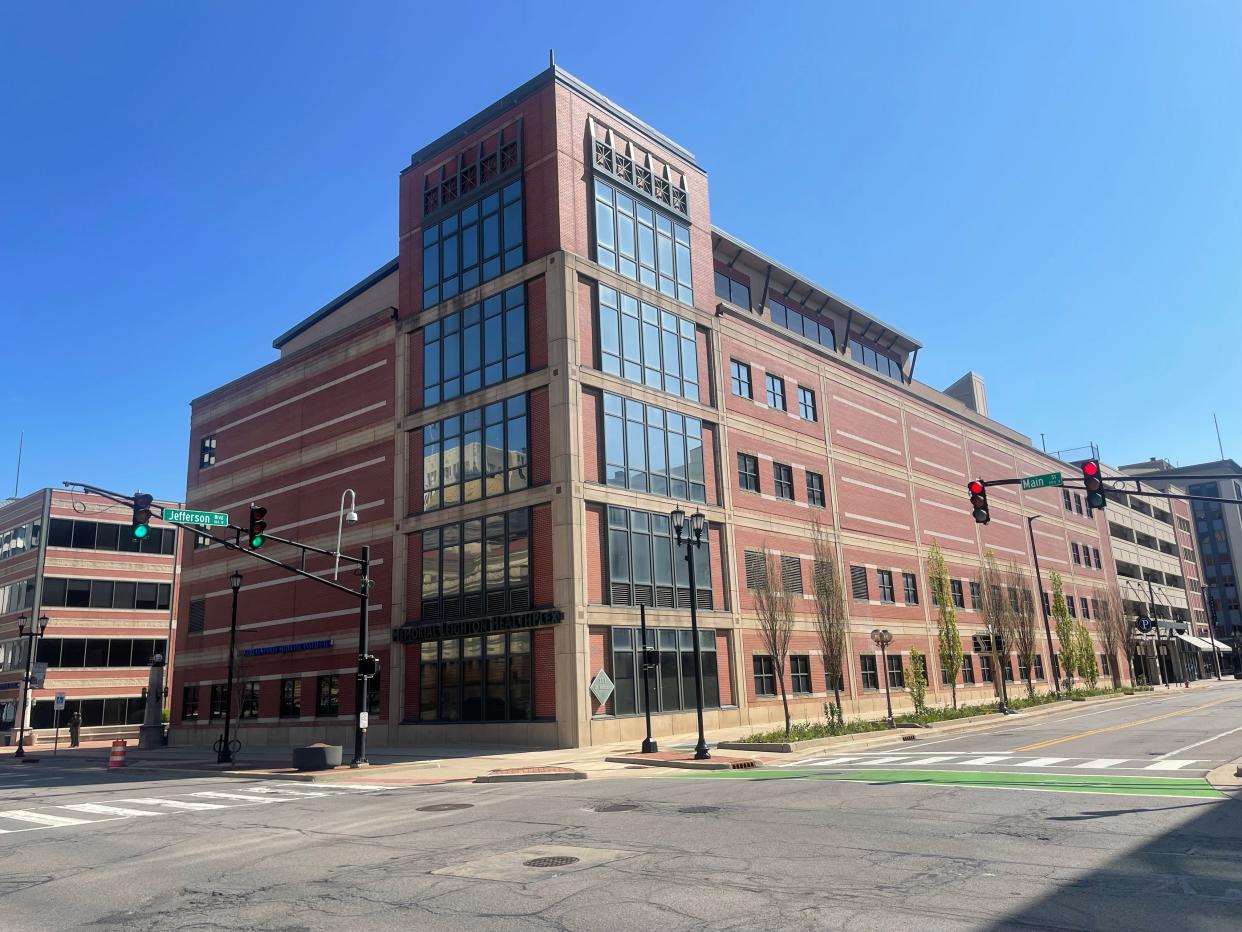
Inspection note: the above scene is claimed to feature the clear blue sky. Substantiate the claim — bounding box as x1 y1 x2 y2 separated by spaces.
3 1 1239 501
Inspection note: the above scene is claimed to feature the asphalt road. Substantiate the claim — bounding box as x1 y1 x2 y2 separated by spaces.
0 683 1238 931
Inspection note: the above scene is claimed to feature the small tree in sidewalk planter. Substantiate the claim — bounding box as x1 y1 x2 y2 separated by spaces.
908 648 929 721
754 546 795 739
1005 561 1040 699
811 520 849 724
929 543 963 709
1074 620 1100 689
1095 586 1128 689
1052 571 1075 692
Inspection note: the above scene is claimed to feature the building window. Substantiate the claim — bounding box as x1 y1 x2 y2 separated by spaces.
1074 494 1083 515
730 359 752 399
773 463 794 501
738 453 760 493
878 569 895 604
790 655 811 694
860 655 879 691
598 285 699 402
1042 590 1051 615
603 393 706 503
611 627 719 715
1081 597 1090 619
1092 547 1101 568
422 508 530 621
1071 543 1081 565
240 682 259 719
969 580 981 609
806 472 825 508
950 579 965 609
903 572 919 605
714 271 750 308
962 655 976 684
1100 653 1111 676
781 555 804 594
420 630 532 722
279 678 301 718
209 684 228 720
765 374 786 411
771 298 835 351
0 520 40 562
316 675 340 717
32 697 145 730
421 394 528 512
848 337 902 381
41 578 171 611
1001 655 1014 681
1067 598 1077 618
607 506 712 609
851 565 869 601
1063 489 1072 511
188 599 206 635
979 654 993 683
181 685 199 721
753 655 776 697
423 179 524 308
1033 655 1045 680
594 177 693 305
886 653 905 688
199 435 217 469
798 386 817 422
422 285 526 407
36 637 166 669
46 518 177 556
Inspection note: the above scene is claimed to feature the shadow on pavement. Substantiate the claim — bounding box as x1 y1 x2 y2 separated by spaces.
998 792 1242 930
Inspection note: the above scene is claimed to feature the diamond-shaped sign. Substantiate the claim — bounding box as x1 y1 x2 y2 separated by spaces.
590 669 614 706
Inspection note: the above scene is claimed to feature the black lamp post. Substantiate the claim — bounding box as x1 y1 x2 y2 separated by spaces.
671 506 710 761
871 628 895 727
14 613 49 758
216 571 242 764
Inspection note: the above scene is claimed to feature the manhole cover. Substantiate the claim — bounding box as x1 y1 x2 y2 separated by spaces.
678 806 720 814
594 803 639 813
417 803 474 812
524 856 580 868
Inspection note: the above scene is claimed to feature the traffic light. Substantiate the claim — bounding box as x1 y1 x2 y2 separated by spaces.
247 505 268 548
358 655 380 678
131 493 153 540
968 480 990 525
1082 459 1106 510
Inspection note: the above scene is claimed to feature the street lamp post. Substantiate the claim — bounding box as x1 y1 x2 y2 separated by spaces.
871 628 895 727
216 571 242 764
671 506 710 761
1026 515 1061 695
14 614 49 758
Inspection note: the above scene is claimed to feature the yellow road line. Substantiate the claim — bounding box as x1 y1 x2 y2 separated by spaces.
1012 696 1240 752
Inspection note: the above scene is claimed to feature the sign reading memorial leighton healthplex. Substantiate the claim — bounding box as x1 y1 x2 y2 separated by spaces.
392 609 564 644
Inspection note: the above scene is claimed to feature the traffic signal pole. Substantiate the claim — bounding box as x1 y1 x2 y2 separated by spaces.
352 545 370 768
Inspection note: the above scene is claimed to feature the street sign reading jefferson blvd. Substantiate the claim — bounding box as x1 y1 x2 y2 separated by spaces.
162 508 229 526
1019 472 1063 491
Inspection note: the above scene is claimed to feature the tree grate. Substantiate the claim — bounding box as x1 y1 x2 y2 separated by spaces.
524 856 580 868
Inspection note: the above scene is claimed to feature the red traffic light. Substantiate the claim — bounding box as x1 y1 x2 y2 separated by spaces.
1083 461 1099 477
967 479 990 524
968 480 984 495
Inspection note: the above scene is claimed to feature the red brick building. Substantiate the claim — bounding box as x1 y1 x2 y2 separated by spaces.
0 489 179 745
171 66 1127 751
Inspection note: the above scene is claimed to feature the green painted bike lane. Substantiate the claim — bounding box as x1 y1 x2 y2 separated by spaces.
682 768 1228 800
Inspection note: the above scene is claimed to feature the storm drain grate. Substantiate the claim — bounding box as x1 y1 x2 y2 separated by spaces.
524 856 580 868
594 803 640 813
417 803 474 812
678 806 720 814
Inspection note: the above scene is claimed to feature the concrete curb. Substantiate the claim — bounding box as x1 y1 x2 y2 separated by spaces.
604 755 757 771
718 691 1150 755
474 768 587 784
1205 757 1242 794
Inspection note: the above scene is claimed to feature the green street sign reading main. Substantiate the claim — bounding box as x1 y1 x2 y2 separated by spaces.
162 508 229 527
1020 472 1063 491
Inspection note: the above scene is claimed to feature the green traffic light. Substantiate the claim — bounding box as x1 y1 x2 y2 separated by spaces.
133 524 149 539
250 535 264 548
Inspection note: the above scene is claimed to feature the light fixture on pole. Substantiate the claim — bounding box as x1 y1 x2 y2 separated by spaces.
215 571 243 764
334 488 358 581
870 628 895 727
14 613 49 759
671 506 711 760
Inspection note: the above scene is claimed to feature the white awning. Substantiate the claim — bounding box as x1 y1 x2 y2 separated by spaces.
1205 637 1234 652
1174 634 1208 650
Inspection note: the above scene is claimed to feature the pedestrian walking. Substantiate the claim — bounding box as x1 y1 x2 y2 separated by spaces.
69 711 82 748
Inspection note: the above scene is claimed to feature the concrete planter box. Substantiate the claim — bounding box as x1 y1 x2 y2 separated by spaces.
292 743 342 771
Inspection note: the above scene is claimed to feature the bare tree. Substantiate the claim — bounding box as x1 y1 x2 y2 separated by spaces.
1005 561 1040 698
811 520 849 720
928 543 962 709
1094 586 1127 689
977 550 1014 709
1051 570 1075 692
754 546 796 738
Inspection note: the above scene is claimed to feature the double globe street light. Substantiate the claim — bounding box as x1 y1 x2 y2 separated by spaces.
14 613 50 758
870 628 895 727
670 506 710 761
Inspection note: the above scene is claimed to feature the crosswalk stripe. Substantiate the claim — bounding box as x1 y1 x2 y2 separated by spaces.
244 786 329 797
1023 758 1071 767
117 798 226 811
1 810 98 827
1076 759 1130 769
901 756 959 766
61 803 165 818
1146 759 1198 770
190 791 277 804
862 756 909 765
960 756 1012 765
781 756 858 768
